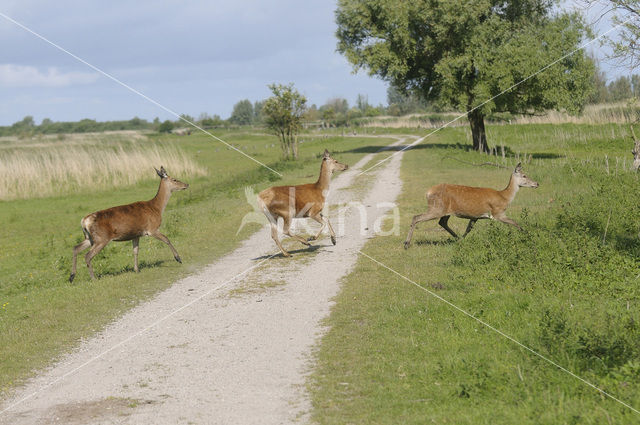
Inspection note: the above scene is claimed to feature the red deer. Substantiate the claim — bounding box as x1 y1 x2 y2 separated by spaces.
404 163 538 248
69 166 189 282
257 149 348 257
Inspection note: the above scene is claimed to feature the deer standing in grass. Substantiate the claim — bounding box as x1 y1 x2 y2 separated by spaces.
69 166 189 282
258 149 348 257
404 163 538 248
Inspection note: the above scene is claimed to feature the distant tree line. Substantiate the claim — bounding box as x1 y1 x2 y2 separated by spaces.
0 116 157 137
589 72 640 104
3 73 639 138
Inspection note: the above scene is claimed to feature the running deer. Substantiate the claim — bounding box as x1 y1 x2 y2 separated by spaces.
404 163 538 249
631 125 640 170
257 149 348 257
69 166 189 282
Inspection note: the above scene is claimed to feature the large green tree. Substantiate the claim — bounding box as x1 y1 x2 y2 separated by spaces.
263 83 307 160
336 0 594 151
229 99 254 125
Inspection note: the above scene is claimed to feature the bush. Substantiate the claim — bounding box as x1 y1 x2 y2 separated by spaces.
158 120 174 133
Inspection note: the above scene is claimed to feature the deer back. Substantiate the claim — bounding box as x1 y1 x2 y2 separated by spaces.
428 184 503 218
85 200 161 242
259 183 324 218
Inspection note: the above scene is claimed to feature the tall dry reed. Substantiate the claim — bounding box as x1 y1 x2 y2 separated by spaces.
0 143 206 200
357 102 639 128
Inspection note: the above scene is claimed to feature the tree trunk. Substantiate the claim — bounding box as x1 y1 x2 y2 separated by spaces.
279 129 288 159
292 130 299 160
468 109 490 153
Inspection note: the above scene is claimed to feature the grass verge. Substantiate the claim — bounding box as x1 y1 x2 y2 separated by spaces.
0 130 393 395
310 123 640 424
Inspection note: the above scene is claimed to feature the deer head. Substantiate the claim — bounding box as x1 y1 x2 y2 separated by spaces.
513 163 539 188
323 149 349 173
155 166 189 191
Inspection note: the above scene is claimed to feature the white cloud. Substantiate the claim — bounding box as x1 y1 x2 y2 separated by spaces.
0 64 99 87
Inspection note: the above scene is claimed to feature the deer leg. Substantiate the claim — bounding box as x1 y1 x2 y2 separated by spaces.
85 241 108 280
283 216 311 246
494 215 522 230
151 231 182 263
404 212 439 249
308 215 326 242
438 216 459 239
263 210 291 257
132 237 140 272
270 221 291 257
70 239 91 282
326 218 337 245
309 214 337 245
462 219 478 237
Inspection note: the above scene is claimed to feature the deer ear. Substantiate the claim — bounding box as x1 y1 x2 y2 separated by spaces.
323 149 330 158
514 162 522 173
156 166 167 178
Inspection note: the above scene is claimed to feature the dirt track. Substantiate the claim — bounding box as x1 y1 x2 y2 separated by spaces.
0 137 410 425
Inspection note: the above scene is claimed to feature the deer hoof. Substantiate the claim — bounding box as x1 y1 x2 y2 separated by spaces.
175 256 182 264
331 236 336 245
69 273 75 283
403 241 410 249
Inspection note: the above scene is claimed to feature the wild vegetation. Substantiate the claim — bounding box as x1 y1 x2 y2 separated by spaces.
310 123 640 424
335 0 594 152
0 130 393 394
262 83 308 159
0 135 206 200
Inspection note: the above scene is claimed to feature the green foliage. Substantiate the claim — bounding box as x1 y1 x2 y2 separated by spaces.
0 116 156 136
0 129 393 394
158 120 174 133
229 99 254 125
387 85 429 115
263 83 307 160
198 113 224 128
310 123 640 424
608 75 636 102
253 100 265 123
587 57 610 104
336 0 595 150
355 93 370 112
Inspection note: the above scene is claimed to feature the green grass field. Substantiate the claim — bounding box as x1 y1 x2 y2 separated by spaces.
310 123 640 424
0 129 394 394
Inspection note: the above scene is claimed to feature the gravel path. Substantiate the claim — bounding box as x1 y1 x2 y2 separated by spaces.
0 137 410 425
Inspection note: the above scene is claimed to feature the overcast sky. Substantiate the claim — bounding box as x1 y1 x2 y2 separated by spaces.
0 1 628 126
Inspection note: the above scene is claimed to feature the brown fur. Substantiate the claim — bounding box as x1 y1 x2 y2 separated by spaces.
404 163 538 248
258 150 348 257
69 167 189 282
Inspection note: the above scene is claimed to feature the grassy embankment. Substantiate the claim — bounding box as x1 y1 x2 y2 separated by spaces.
311 123 640 424
0 129 393 394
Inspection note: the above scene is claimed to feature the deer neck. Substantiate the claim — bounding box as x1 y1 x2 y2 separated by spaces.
315 160 332 192
150 179 172 213
500 175 519 204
